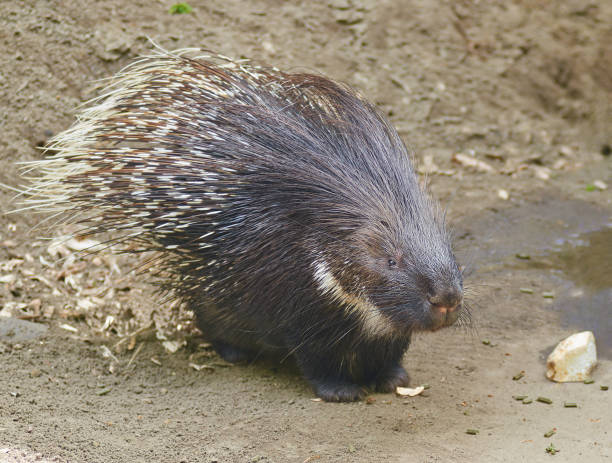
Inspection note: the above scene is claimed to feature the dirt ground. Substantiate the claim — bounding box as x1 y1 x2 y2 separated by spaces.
1 0 611 462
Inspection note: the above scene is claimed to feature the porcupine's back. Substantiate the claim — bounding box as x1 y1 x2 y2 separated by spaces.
23 48 447 346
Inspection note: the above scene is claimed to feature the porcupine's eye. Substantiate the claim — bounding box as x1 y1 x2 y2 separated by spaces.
387 258 397 268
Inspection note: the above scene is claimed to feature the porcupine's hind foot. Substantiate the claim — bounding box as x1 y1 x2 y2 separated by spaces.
212 340 254 363
373 363 410 393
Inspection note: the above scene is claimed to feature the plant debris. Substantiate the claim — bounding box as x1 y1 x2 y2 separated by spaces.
169 2 192 14
545 443 559 455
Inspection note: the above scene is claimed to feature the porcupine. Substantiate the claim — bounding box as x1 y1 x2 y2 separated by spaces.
24 48 465 402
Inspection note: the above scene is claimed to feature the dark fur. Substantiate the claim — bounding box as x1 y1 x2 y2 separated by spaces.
31 51 464 401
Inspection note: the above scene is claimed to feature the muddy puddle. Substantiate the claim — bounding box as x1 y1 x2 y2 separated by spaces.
516 226 612 358
456 195 612 358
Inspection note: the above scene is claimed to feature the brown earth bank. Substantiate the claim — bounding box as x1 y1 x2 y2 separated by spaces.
1 1 611 462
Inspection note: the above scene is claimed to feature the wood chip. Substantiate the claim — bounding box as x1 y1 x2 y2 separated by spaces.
162 340 183 353
65 237 102 251
0 274 17 284
395 386 425 397
59 323 78 333
452 153 494 173
189 362 215 371
100 345 119 363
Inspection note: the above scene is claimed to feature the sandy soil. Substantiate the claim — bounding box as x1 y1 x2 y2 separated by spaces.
1 1 611 462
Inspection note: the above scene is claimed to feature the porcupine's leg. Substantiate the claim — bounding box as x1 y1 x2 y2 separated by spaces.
194 300 256 363
371 336 412 393
292 348 366 402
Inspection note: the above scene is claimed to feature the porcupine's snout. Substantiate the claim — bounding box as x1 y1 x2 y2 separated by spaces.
427 284 463 330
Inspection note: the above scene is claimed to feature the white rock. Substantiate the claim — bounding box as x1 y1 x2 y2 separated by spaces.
546 331 597 382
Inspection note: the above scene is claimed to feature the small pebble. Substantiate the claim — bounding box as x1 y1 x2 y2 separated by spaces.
593 180 607 190
533 166 551 180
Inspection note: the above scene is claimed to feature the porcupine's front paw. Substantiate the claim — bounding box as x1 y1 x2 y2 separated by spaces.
373 363 410 393
310 378 366 402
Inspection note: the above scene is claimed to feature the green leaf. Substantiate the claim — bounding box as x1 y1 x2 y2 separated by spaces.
169 3 193 14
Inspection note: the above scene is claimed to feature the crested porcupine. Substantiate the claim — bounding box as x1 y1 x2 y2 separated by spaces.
22 48 465 402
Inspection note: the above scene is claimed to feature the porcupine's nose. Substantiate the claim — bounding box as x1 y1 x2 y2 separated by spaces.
428 287 463 328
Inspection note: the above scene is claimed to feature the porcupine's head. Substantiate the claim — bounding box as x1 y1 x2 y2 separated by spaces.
308 171 464 338
297 77 465 339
